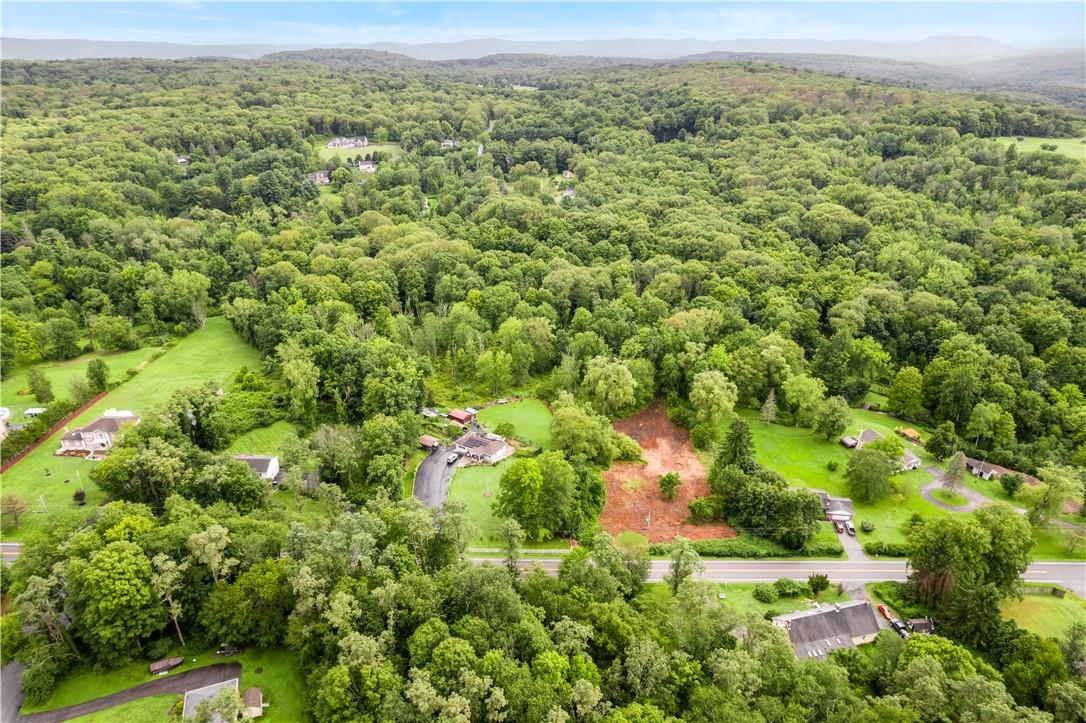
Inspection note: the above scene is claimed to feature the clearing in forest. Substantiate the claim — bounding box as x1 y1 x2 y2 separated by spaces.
600 401 735 543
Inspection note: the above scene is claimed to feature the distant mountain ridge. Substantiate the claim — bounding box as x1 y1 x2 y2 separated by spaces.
2 34 1075 63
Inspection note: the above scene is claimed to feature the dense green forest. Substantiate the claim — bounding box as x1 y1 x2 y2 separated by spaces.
1 53 1085 721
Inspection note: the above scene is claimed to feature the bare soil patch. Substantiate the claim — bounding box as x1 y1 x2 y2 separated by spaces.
600 401 735 543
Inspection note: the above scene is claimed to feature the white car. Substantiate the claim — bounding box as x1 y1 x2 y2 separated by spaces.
446 453 460 465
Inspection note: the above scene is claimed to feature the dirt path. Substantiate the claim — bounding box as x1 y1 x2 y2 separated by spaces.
7 663 241 723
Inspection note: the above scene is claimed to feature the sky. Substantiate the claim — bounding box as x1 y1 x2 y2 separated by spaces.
2 2 1083 48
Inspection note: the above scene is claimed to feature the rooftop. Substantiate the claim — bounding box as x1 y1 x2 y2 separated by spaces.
858 428 884 443
182 678 238 719
774 601 880 660
454 431 508 460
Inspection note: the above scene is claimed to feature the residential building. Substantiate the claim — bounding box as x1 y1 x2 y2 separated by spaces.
327 136 367 148
901 449 922 471
233 455 283 483
447 409 475 426
813 490 854 522
854 429 884 449
773 601 881 660
305 171 331 185
182 678 239 721
440 138 460 149
58 409 140 458
176 155 190 165
966 457 998 480
0 407 10 440
453 431 511 464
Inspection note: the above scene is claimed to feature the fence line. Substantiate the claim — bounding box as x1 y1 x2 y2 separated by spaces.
0 391 108 473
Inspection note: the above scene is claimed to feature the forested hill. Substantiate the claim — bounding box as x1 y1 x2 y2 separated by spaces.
2 54 1086 722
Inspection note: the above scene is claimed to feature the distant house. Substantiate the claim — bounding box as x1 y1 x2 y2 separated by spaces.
447 409 475 426
357 159 376 173
0 407 10 440
901 449 922 472
327 136 367 149
813 490 854 522
897 428 922 444
773 601 881 660
58 409 140 458
907 618 934 635
176 155 190 165
419 435 440 451
453 431 511 464
233 455 283 484
243 687 265 718
421 407 440 418
24 407 47 418
182 678 239 721
305 171 331 185
562 187 577 199
149 656 184 676
562 169 574 178
854 429 884 449
439 138 460 149
966 457 998 480
839 436 858 448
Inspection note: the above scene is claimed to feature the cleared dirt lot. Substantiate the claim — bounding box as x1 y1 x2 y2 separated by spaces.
600 401 735 543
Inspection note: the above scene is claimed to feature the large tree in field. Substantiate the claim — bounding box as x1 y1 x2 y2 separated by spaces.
925 422 958 461
494 458 544 535
814 396 852 441
944 451 967 492
782 373 826 427
69 541 165 661
688 370 738 426
1020 465 1079 527
845 446 898 503
582 357 637 417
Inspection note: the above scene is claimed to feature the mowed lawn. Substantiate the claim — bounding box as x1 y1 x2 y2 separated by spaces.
318 142 403 162
639 581 849 618
25 647 304 723
226 420 296 455
1 345 163 418
477 399 553 450
448 458 511 543
737 408 947 547
2 318 261 541
67 695 179 722
1002 588 1086 639
995 136 1086 161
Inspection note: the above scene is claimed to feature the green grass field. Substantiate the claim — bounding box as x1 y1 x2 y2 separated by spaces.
448 458 510 543
67 695 179 722
477 399 553 450
226 421 296 455
995 136 1086 161
1002 587 1086 639
23 647 303 723
931 488 969 507
318 142 403 162
639 580 849 618
2 318 261 541
1 346 163 418
737 408 947 546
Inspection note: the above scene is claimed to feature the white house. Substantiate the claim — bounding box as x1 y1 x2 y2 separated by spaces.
233 455 283 484
453 431 511 464
901 448 922 471
58 409 140 458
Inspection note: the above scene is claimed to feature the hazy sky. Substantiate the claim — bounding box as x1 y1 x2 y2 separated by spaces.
3 2 1083 47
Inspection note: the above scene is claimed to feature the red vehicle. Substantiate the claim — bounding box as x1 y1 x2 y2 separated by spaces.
877 604 894 621
833 521 845 534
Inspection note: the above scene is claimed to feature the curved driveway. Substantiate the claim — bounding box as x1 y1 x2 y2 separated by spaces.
413 446 456 508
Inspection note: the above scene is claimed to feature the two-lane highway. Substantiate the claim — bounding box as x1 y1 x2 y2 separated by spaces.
490 557 1086 597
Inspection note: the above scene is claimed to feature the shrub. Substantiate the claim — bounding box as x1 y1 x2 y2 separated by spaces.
659 472 681 501
73 489 86 506
808 574 830 597
826 460 839 472
753 583 779 604
773 578 807 598
1000 473 1024 498
494 422 516 440
611 432 642 462
861 520 875 533
863 541 909 557
690 423 717 450
687 496 717 522
763 610 778 621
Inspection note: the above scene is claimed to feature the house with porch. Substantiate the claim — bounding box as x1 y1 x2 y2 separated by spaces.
58 409 140 458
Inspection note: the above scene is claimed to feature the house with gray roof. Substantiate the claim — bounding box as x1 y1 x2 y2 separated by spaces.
854 428 884 449
57 409 140 458
232 455 284 484
182 677 239 721
453 431 511 464
772 601 881 660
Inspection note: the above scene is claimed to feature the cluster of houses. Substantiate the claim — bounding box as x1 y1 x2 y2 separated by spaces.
1 406 46 439
327 136 368 149
772 600 933 661
418 406 513 465
305 170 331 186
839 428 922 472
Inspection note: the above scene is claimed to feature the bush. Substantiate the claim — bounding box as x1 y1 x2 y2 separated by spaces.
494 422 516 439
1000 473 1024 498
763 610 778 621
611 432 643 462
808 573 830 597
773 578 808 598
687 496 718 522
863 541 909 557
649 535 843 559
826 460 839 472
659 472 681 501
690 423 717 450
753 583 779 604
861 520 875 533
146 637 175 660
666 401 695 430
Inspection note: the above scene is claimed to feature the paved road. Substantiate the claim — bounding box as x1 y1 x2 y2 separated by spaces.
837 531 870 561
1 664 25 723
1 544 21 564
921 467 989 512
487 558 1086 597
413 446 456 508
1 663 241 723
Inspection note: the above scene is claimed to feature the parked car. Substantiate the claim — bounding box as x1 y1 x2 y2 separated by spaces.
844 521 856 536
833 521 845 534
890 620 910 638
446 452 460 464
216 644 242 657
877 604 893 621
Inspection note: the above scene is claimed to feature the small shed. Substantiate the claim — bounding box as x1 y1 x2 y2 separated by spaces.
149 656 184 675
419 435 440 451
839 436 858 448
243 687 264 718
447 409 474 426
897 428 922 443
907 618 934 634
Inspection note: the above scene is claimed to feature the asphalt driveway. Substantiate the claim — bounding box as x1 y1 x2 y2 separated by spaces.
414 446 456 508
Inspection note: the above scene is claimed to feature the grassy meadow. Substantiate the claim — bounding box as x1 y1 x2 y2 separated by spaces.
318 142 403 162
67 695 180 722
1001 586 1086 639
226 420 296 455
1 345 163 418
477 399 554 450
1 318 261 541
995 136 1086 161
